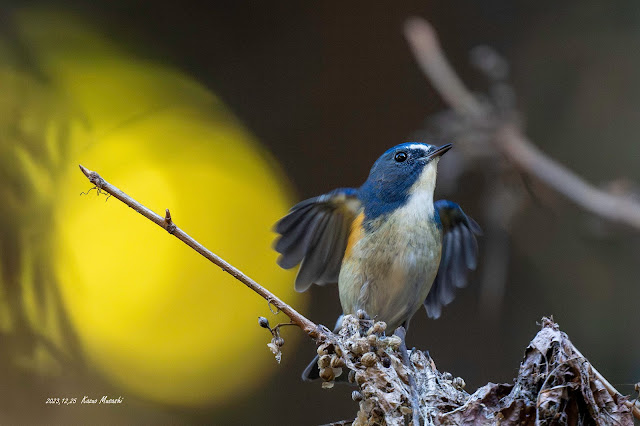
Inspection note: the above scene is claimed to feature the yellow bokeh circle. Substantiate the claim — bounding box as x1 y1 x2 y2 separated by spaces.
54 108 301 406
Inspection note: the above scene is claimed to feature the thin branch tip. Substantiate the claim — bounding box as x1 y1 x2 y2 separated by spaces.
78 164 97 180
78 164 107 190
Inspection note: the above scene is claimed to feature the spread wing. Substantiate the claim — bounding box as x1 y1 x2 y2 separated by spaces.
424 200 481 319
274 188 361 292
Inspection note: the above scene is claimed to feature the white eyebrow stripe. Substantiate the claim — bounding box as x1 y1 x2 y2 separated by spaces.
406 144 429 151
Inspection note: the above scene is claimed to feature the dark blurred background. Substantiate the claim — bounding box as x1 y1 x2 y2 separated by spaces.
1 1 639 424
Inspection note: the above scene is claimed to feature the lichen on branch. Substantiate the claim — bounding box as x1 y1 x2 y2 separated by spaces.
318 316 637 425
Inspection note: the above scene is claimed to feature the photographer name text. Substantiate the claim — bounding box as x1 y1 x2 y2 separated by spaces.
45 396 124 405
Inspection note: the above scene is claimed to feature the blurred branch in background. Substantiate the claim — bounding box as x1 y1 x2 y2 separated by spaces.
0 8 88 395
404 17 640 315
78 166 640 424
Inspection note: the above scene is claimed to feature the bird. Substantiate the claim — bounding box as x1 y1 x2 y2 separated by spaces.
273 142 480 380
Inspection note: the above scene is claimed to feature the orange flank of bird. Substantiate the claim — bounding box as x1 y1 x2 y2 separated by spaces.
344 212 364 261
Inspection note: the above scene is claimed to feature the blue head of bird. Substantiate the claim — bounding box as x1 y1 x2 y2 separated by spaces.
359 142 451 222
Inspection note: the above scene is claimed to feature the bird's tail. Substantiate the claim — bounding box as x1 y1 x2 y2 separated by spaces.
301 314 344 382
301 354 320 381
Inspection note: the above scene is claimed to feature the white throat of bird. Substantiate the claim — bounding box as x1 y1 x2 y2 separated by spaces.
405 159 439 217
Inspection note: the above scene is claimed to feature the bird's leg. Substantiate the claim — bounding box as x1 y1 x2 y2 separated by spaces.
393 326 422 426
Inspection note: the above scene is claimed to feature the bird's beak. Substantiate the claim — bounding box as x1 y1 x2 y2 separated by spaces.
427 143 452 160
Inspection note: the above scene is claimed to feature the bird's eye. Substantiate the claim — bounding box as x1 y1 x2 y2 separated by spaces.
394 152 408 162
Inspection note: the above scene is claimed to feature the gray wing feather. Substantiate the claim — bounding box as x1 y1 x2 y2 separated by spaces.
424 200 481 319
274 188 361 292
275 210 324 269
320 212 351 283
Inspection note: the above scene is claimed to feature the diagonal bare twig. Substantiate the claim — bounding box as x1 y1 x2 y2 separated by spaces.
404 16 640 230
496 124 640 229
77 164 323 340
